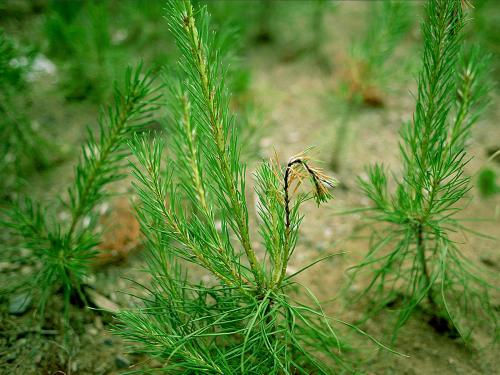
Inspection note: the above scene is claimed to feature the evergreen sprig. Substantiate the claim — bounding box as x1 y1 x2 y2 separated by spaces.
330 1 412 171
0 29 49 198
44 1 114 101
113 1 386 373
2 65 160 319
345 0 412 106
351 0 498 341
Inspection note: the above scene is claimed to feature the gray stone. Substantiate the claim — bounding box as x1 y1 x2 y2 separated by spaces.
115 355 130 369
8 293 32 315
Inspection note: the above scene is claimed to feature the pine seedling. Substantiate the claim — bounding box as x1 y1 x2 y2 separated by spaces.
1 65 160 320
477 150 500 198
278 0 336 70
309 0 334 71
329 1 412 171
44 1 114 101
113 1 390 372
328 99 352 173
0 30 50 199
477 168 500 198
254 0 274 44
473 0 500 81
350 0 498 341
342 0 412 107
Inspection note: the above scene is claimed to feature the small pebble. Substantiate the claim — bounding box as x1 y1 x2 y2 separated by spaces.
28 54 56 77
83 274 97 286
323 227 333 239
259 137 272 148
9 293 32 315
115 355 131 369
94 316 104 330
214 220 222 231
480 256 496 268
112 29 128 45
85 287 120 313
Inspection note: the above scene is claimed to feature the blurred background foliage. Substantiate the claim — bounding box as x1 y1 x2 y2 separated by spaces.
1 0 498 197
2 0 499 101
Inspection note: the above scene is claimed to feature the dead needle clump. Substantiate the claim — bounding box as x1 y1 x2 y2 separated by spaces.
285 154 338 206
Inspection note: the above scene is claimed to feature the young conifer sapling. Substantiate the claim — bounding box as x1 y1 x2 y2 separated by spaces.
0 30 51 198
114 1 390 373
350 0 498 341
330 1 412 172
2 65 159 321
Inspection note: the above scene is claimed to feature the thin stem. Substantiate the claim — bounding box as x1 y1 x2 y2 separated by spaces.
180 93 251 288
148 161 251 295
450 79 471 149
330 108 350 172
67 87 137 240
274 157 327 288
181 0 265 289
416 223 436 309
181 93 208 212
